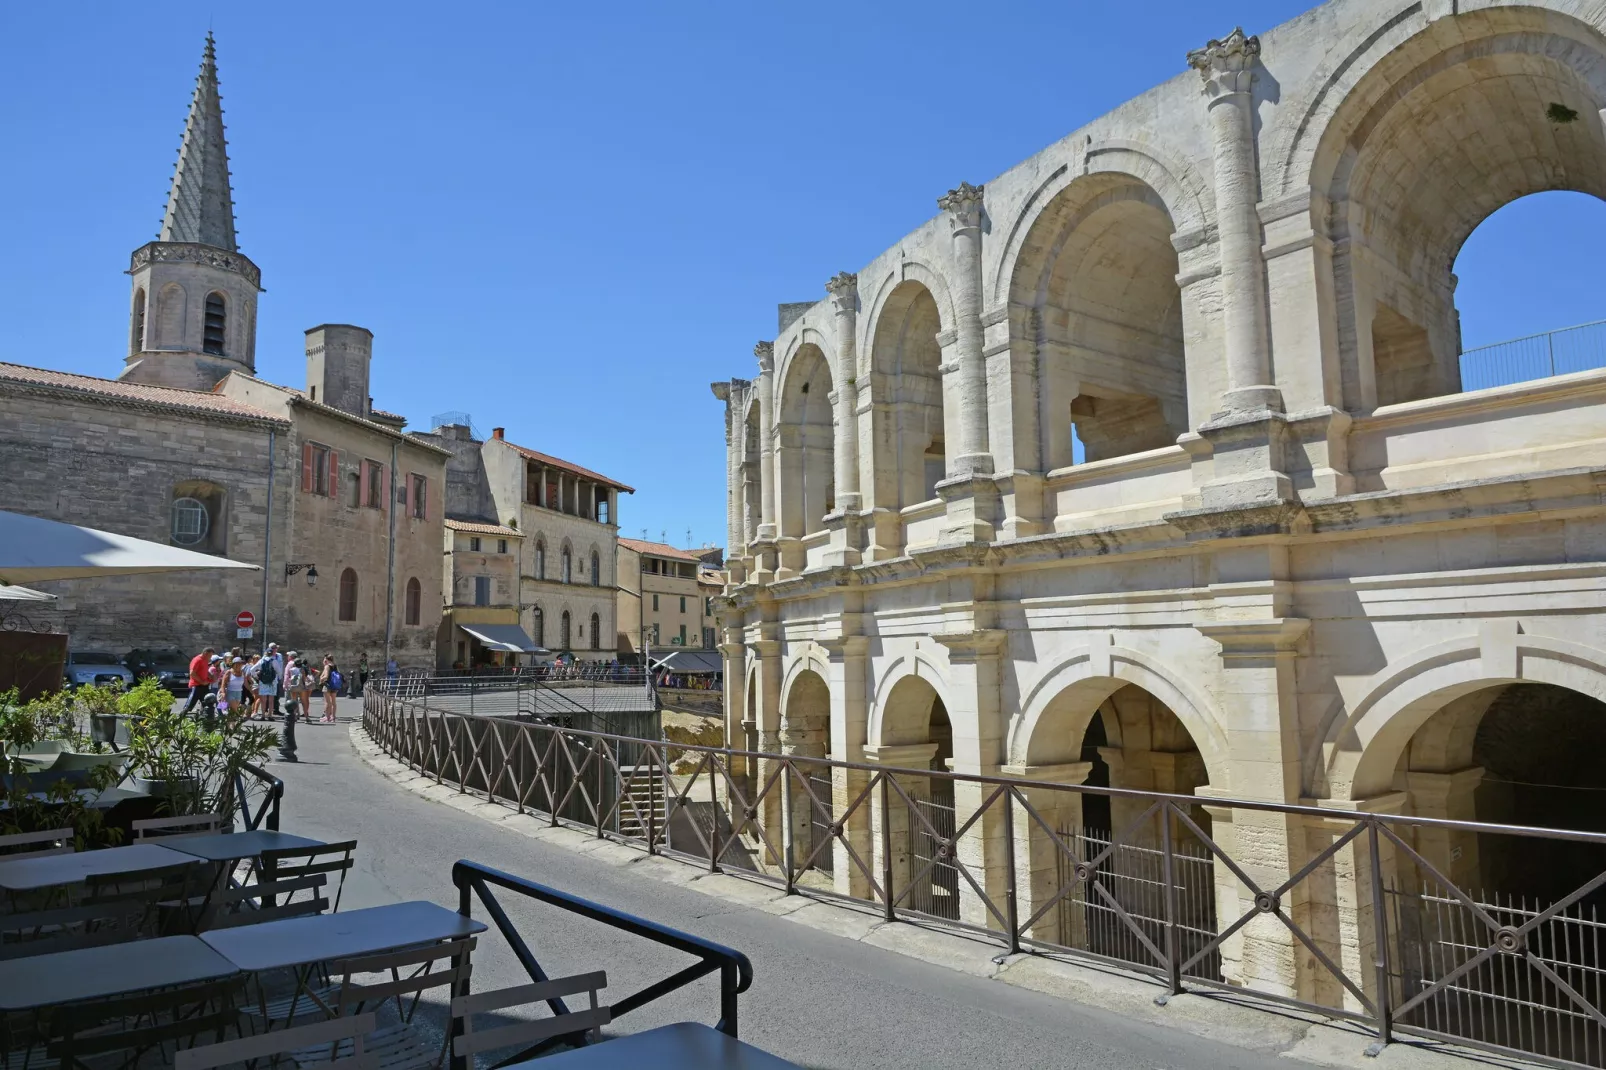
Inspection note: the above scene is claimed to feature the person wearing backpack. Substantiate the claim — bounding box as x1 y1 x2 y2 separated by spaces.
320 656 341 723
252 648 279 720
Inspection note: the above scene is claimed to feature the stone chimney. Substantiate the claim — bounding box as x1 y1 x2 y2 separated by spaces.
305 324 373 419
492 428 505 440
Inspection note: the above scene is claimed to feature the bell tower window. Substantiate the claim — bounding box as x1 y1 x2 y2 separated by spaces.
203 292 227 355
131 289 146 355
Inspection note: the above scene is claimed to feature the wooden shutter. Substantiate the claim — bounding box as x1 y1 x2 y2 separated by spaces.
403 472 414 519
301 443 314 492
327 450 339 498
358 461 370 509
421 476 430 519
378 464 388 512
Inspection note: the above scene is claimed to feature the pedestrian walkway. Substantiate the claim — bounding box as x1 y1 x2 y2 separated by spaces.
271 717 1468 1070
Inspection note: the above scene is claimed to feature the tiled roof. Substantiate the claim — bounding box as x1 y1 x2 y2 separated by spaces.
369 407 407 424
618 538 704 562
0 362 285 423
446 519 523 537
502 440 635 493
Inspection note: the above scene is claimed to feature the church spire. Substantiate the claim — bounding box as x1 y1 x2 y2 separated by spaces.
158 32 239 252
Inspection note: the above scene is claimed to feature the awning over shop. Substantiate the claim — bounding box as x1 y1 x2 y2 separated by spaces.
650 649 723 674
458 623 544 653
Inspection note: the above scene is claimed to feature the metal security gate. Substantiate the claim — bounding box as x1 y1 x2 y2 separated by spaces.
1389 883 1606 1067
1057 827 1221 980
806 771 834 874
908 780 960 920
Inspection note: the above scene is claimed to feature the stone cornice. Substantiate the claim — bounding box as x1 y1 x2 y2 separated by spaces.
128 241 262 290
1195 617 1310 657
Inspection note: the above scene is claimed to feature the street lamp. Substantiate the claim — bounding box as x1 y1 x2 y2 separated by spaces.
285 563 319 587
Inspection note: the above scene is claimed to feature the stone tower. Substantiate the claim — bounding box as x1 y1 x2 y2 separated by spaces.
305 324 373 419
121 33 261 391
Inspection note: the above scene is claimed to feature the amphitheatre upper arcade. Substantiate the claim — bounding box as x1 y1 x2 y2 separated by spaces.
711 0 1606 1002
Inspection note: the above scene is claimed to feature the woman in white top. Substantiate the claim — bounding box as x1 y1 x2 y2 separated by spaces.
222 658 247 713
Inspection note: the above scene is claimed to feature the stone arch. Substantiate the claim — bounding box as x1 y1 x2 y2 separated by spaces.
780 663 831 756
1322 628 1606 801
775 342 835 538
1291 6 1606 409
868 655 955 749
1003 170 1193 471
1008 641 1229 788
866 280 947 518
864 260 957 352
155 282 186 348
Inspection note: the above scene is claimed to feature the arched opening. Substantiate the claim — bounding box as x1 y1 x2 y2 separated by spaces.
531 606 544 648
559 610 572 650
560 545 572 584
338 568 358 622
1381 682 1606 1059
870 283 946 510
169 479 226 555
875 674 956 918
203 291 227 355
131 288 146 355
590 550 600 587
1453 192 1606 390
590 612 601 651
782 668 833 874
1010 174 1187 469
404 577 421 626
1018 679 1215 971
740 400 762 550
776 345 834 540
1311 12 1606 408
534 540 546 581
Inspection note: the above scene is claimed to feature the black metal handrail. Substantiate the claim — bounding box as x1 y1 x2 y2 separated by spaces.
233 761 282 831
452 860 753 1057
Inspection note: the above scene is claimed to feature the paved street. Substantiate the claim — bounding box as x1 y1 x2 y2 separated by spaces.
268 712 1321 1070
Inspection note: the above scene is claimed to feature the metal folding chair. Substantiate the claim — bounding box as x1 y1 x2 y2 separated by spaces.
258 840 356 914
176 1011 377 1070
0 829 75 859
46 975 246 1070
451 972 609 1063
132 814 224 840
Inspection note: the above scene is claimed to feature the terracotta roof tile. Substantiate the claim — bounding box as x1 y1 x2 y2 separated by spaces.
446 519 523 537
502 440 634 493
0 362 285 423
618 538 705 562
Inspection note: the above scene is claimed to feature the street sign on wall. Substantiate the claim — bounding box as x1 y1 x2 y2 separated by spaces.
235 611 255 629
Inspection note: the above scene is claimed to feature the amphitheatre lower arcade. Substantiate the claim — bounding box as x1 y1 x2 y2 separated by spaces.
709 0 1606 1053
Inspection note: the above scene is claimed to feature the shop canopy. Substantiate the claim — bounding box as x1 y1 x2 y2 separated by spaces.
0 509 261 583
0 584 55 602
459 622 544 654
649 649 723 674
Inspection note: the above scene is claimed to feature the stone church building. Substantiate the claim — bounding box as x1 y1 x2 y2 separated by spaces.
0 35 446 668
714 0 1606 1011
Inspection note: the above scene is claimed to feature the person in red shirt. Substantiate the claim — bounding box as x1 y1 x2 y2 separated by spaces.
182 646 216 713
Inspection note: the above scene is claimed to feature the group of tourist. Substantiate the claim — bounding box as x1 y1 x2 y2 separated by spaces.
181 643 344 724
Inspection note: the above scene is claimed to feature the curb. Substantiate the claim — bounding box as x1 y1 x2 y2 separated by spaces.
346 725 1530 1070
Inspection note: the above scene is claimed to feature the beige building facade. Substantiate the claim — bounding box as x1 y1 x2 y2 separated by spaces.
616 539 720 657
0 34 446 670
439 519 525 669
714 0 1606 1005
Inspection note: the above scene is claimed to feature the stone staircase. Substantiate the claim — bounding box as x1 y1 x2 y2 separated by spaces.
615 764 667 839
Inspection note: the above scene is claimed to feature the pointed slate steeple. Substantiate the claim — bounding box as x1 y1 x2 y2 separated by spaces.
159 33 239 252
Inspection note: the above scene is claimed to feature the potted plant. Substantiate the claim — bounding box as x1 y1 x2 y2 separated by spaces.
0 687 122 849
123 680 276 820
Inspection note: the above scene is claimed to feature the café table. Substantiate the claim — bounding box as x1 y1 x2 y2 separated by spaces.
0 934 239 1011
160 830 325 864
0 842 198 893
201 900 487 972
514 1023 803 1069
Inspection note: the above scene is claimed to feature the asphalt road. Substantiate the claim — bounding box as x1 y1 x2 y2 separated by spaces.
270 712 1314 1070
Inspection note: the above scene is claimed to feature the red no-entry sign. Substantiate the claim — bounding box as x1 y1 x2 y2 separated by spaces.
235 611 256 629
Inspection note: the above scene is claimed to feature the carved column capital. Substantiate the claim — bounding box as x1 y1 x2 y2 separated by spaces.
754 340 774 374
937 181 985 230
1187 27 1259 99
825 271 859 314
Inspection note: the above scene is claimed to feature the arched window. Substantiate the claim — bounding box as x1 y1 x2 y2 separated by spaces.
338 568 358 622
560 611 572 650
169 480 227 554
531 606 544 648
535 541 545 580
405 577 421 626
131 289 146 354
561 546 572 584
203 292 227 355
590 550 600 587
590 613 601 650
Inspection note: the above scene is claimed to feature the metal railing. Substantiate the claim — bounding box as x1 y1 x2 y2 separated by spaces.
1461 319 1606 392
232 761 282 831
453 859 753 1057
367 692 1606 1069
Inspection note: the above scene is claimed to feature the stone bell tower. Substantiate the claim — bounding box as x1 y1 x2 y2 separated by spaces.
120 33 261 391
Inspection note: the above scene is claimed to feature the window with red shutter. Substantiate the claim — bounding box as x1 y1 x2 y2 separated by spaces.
327 451 339 498
301 443 314 492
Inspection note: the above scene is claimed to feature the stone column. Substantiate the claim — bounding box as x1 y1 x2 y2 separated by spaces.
821 633 871 898
934 629 1010 931
749 635 785 869
751 342 778 584
822 272 864 566
1404 767 1484 891
1187 28 1277 415
936 182 1000 544
1001 761 1093 946
1304 793 1406 1013
864 743 940 912
719 629 749 780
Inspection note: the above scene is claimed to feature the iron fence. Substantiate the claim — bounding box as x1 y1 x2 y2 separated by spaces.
365 691 1606 1069
1460 319 1606 392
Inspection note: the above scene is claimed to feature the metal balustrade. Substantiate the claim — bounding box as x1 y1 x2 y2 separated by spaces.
1460 319 1606 392
365 690 1606 1069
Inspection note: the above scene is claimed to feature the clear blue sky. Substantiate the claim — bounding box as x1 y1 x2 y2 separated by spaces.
4 2 1604 548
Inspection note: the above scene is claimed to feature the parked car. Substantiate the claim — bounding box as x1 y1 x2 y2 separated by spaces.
62 650 134 690
124 648 191 694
